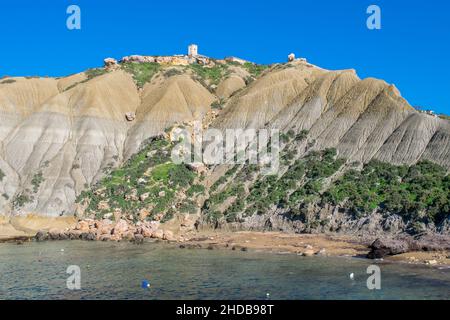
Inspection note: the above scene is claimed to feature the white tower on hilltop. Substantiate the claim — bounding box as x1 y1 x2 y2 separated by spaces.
288 53 296 62
188 44 198 57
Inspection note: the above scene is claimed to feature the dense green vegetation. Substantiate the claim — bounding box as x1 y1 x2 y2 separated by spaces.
323 160 450 224
187 184 205 196
205 140 449 229
121 62 161 88
203 148 344 224
76 136 202 221
189 63 229 86
242 148 345 217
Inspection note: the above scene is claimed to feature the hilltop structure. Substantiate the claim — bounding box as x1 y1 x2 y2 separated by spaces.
116 44 210 66
188 44 198 57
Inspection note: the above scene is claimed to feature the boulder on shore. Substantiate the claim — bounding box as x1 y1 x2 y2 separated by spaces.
367 238 409 259
35 230 48 242
80 232 96 241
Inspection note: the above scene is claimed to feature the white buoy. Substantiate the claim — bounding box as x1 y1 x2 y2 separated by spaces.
349 273 355 280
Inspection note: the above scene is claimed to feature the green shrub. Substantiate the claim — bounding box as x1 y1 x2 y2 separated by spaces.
13 194 31 208
163 68 183 78
243 62 269 77
187 184 205 196
85 68 108 79
211 100 224 110
168 165 195 188
1 79 16 84
161 209 175 223
324 160 449 222
180 200 198 214
295 130 309 141
244 76 254 85
0 169 5 181
31 172 44 193
210 176 227 193
121 62 161 88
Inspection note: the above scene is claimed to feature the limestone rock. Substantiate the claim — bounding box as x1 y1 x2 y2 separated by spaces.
97 200 110 211
112 219 129 235
75 221 89 232
302 249 315 257
104 58 118 69
163 230 175 241
152 229 164 239
139 192 150 202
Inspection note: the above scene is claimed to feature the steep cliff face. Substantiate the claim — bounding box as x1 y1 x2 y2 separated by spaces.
0 58 449 218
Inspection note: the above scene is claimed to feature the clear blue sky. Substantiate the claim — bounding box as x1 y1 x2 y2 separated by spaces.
0 0 448 114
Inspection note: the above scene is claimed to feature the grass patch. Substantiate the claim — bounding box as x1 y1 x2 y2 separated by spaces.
189 63 228 85
151 163 176 182
121 62 161 88
164 68 183 78
85 68 108 79
243 62 269 77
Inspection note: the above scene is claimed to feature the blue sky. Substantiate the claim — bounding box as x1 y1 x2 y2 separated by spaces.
0 0 449 114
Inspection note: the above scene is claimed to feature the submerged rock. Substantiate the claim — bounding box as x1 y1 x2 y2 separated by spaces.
133 234 144 244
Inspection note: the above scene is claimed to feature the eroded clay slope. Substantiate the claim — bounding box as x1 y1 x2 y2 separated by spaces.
0 59 449 217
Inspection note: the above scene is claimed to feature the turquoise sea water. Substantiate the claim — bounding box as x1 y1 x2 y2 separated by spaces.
0 241 449 300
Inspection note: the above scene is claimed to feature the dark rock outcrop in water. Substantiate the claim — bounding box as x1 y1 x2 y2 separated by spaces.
367 234 450 259
367 238 409 259
35 230 48 242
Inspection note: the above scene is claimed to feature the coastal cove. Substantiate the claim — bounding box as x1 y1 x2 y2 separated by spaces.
1 240 449 300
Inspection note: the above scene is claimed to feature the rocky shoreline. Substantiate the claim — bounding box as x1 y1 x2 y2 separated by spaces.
33 218 180 244
11 217 447 267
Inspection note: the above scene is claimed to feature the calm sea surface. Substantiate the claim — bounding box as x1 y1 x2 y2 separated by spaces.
0 241 449 300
